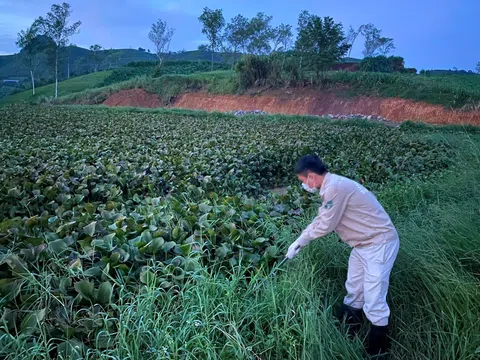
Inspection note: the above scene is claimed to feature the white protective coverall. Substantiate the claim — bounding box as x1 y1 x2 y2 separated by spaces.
294 172 400 326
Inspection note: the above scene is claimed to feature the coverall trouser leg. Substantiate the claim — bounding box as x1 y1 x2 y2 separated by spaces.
343 238 399 326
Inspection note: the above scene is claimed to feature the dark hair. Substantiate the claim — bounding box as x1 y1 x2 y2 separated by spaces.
295 154 328 176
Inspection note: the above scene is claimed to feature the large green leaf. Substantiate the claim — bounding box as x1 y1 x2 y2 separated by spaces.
68 258 83 271
263 246 278 259
1 308 18 330
59 277 72 294
57 340 86 360
149 237 165 254
83 267 103 277
21 308 46 335
74 280 95 302
83 221 97 237
1 254 29 275
163 241 176 253
199 203 213 213
140 269 156 285
97 281 113 305
180 243 192 257
49 239 69 255
20 244 47 262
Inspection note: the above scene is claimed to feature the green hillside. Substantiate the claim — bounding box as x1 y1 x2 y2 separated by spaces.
0 47 154 82
0 46 230 82
0 70 111 105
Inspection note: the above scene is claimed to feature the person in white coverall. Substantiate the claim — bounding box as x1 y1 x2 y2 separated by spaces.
287 154 399 356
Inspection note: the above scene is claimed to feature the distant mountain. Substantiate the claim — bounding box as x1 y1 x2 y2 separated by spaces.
0 44 158 82
0 40 232 83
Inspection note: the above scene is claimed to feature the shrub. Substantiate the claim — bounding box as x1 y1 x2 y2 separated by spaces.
152 60 230 78
102 66 155 86
101 61 231 87
235 55 286 89
126 60 158 68
235 55 269 89
360 56 405 73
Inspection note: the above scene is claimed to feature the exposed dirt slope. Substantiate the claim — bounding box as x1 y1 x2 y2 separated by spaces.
103 89 161 108
103 88 480 125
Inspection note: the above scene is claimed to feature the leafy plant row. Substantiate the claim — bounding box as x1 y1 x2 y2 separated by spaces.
0 105 449 354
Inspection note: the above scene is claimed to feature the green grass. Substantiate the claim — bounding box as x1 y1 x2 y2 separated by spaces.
1 105 479 359
100 61 232 88
50 71 237 106
319 72 480 109
0 71 112 105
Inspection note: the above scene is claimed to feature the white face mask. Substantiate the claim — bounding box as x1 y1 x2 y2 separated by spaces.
301 176 317 193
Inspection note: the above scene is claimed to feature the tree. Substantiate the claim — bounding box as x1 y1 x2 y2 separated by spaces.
62 44 76 79
361 24 381 57
197 44 209 52
295 10 311 73
89 44 104 72
476 62 480 74
361 24 395 57
377 37 395 56
148 19 175 66
199 7 225 70
223 14 250 65
344 25 362 59
16 21 43 95
37 2 81 98
295 11 350 81
74 56 89 75
272 23 293 52
246 12 274 55
103 48 121 69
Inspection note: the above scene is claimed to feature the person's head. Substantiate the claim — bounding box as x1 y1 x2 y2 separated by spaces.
295 154 328 191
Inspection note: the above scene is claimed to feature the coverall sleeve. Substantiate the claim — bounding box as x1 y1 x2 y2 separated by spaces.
296 184 350 246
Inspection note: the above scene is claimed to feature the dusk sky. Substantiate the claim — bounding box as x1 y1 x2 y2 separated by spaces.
0 0 477 71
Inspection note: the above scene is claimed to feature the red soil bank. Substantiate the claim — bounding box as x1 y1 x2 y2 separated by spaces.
103 89 162 108
103 88 480 125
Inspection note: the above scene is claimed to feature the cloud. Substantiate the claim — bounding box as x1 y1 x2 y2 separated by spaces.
164 1 183 11
192 39 208 45
0 4 45 53
145 0 201 16
0 13 37 35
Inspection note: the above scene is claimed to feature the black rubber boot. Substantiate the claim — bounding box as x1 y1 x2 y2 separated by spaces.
338 304 364 338
367 324 391 358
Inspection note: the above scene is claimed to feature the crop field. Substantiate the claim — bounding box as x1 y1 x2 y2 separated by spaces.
0 105 479 359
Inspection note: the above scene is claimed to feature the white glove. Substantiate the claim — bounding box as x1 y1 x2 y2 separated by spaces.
286 239 306 259
286 234 312 259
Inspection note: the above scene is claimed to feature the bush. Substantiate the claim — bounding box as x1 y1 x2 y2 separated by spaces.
126 60 158 68
360 56 405 73
102 66 155 86
102 61 231 87
235 55 269 89
151 60 230 77
235 55 287 89
0 86 16 99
